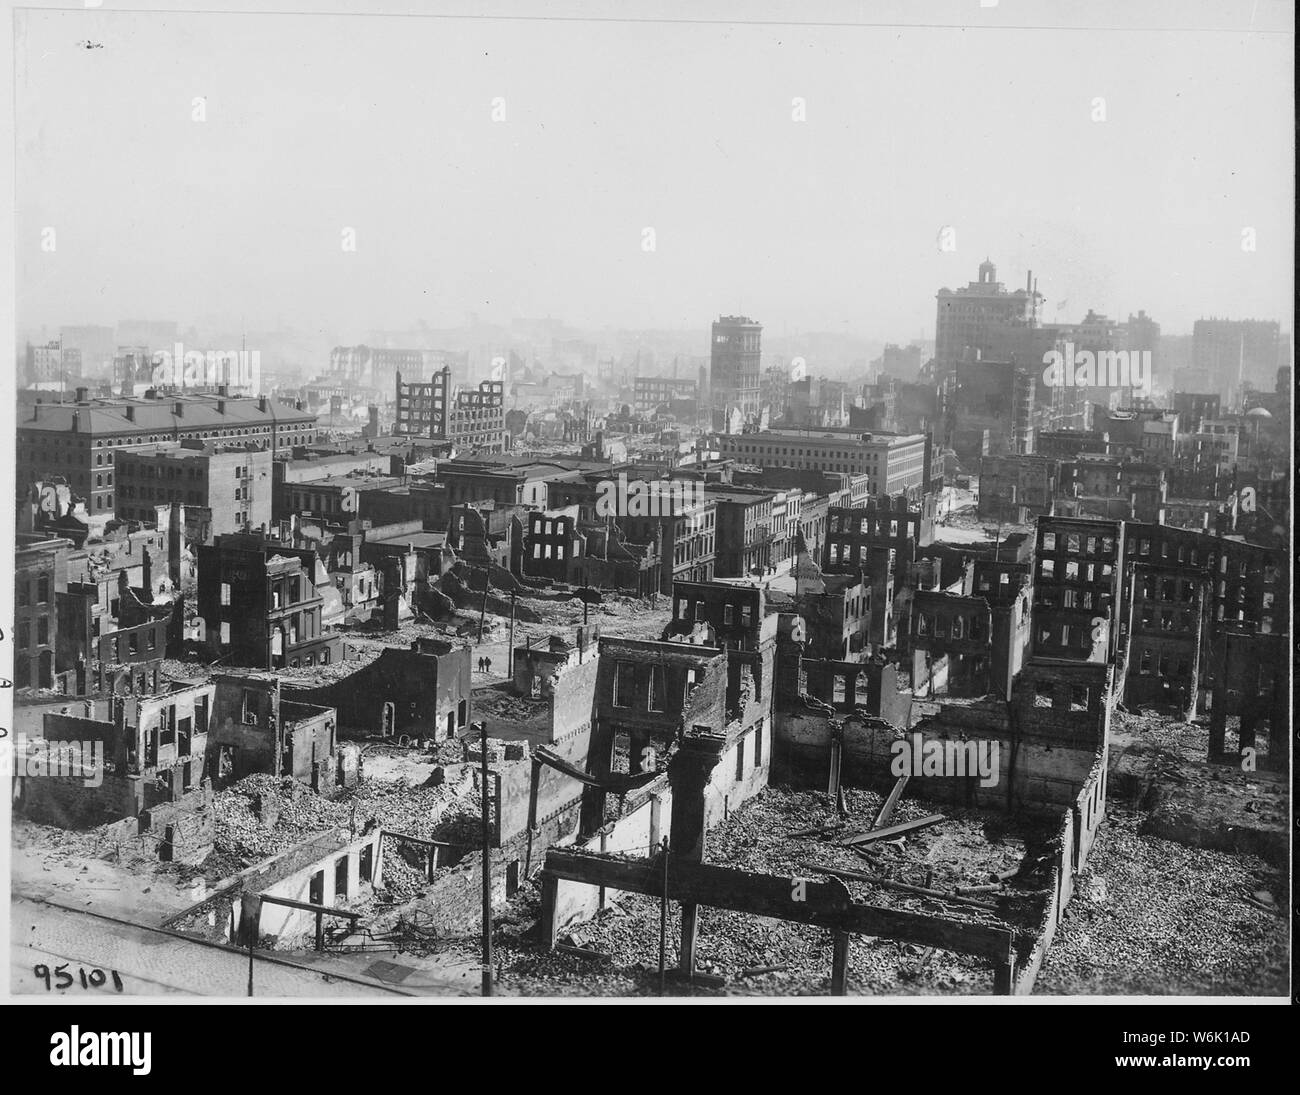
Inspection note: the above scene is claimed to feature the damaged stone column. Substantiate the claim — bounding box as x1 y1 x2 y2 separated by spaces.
830 931 850 995
667 728 726 976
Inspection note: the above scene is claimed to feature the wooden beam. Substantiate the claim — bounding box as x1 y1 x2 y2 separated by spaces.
872 771 910 830
380 829 462 849
159 878 245 927
542 849 1013 962
800 862 1000 912
786 821 845 840
956 883 1002 896
539 872 559 950
258 894 362 921
556 943 611 962
838 813 946 847
680 904 699 976
740 964 788 977
827 735 843 813
830 931 850 996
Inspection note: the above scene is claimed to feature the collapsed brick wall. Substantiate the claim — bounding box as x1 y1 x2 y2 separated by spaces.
1012 757 1107 994
391 802 583 935
17 778 214 864
141 793 215 865
772 705 1102 814
285 645 471 741
15 773 145 828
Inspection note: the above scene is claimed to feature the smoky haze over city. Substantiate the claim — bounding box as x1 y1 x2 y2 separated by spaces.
5 0 1294 1023
15 1 1294 360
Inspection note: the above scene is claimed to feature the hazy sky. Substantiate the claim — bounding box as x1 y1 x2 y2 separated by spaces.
15 1 1295 343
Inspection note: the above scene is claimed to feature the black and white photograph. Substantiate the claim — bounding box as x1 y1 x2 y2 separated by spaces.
0 0 1293 1061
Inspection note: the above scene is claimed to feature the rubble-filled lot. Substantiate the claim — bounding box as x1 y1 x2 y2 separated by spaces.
207 769 481 880
11 753 485 920
162 586 672 692
11 819 203 922
1034 808 1288 996
494 785 1055 996
1109 712 1287 865
493 776 1289 998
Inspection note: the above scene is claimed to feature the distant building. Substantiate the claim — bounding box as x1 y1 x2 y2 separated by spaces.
1093 406 1180 464
16 390 317 518
617 489 717 594
1192 318 1284 403
394 369 507 452
1036 429 1109 459
706 485 782 578
978 453 1059 523
1172 392 1221 431
115 441 272 535
943 357 1035 455
1124 310 1160 387
710 315 762 416
716 427 928 497
633 375 698 415
934 261 1042 376
277 473 405 526
1185 418 1241 474
25 341 79 387
60 326 116 380
329 345 463 388
436 456 573 510
871 343 924 379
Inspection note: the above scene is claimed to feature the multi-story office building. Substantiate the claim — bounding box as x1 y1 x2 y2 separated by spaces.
618 490 717 594
716 427 927 496
633 375 698 415
329 345 464 389
706 486 780 578
115 441 273 534
935 261 1042 375
25 341 80 387
710 315 762 415
1192 318 1284 403
1124 310 1160 386
15 390 318 517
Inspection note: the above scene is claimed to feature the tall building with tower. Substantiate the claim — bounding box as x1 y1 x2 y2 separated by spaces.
935 260 1042 377
710 315 762 416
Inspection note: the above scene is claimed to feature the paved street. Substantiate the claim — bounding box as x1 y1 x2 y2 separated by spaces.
12 895 410 998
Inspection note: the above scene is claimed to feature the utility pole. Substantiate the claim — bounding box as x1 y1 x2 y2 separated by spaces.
240 893 260 998
658 837 670 995
477 575 489 643
479 723 494 996
507 587 516 679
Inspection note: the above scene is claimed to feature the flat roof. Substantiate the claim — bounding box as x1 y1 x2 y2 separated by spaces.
373 531 446 548
19 394 316 435
734 428 926 446
288 474 403 490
